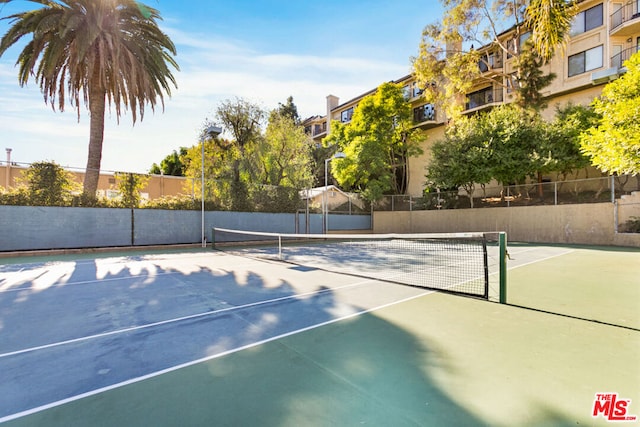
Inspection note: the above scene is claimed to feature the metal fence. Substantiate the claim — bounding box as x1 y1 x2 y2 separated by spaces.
374 175 640 211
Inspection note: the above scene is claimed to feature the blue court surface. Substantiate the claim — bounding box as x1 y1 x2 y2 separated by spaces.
0 245 638 426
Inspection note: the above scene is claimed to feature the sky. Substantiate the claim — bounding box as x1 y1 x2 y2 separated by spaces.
0 0 440 173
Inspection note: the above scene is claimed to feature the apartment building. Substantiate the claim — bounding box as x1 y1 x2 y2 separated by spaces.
303 0 640 196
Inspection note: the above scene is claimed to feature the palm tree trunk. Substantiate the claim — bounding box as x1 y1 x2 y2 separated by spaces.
83 81 106 200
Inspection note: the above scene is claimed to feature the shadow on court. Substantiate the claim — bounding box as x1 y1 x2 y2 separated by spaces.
0 252 355 420
1 248 638 426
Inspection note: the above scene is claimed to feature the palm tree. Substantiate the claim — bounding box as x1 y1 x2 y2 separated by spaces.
0 0 178 200
526 0 578 64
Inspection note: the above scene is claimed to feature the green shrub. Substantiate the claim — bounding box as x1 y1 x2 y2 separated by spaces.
621 216 640 233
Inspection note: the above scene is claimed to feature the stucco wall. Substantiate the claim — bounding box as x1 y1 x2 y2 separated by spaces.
373 202 640 247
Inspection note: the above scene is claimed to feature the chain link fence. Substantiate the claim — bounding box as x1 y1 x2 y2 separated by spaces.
374 175 640 211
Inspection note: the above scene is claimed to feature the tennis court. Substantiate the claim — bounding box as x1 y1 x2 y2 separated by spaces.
0 238 638 426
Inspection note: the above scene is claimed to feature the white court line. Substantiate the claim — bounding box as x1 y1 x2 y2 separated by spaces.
0 286 434 424
0 279 378 359
505 249 575 271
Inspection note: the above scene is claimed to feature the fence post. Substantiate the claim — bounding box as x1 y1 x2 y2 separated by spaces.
554 182 558 205
610 175 615 203
499 232 507 304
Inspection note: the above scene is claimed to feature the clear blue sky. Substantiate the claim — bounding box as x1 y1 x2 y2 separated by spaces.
0 0 440 173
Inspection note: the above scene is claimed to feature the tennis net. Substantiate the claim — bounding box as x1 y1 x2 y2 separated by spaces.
213 228 507 300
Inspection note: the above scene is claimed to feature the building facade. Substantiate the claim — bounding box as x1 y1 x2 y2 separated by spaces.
303 0 640 196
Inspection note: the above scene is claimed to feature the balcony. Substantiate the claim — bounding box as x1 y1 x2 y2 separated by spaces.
306 122 326 138
413 104 437 126
611 45 640 69
610 0 640 36
478 52 504 76
465 87 504 112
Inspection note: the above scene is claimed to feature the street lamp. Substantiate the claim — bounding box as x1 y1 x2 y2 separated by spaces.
5 148 12 190
201 125 222 247
324 152 346 233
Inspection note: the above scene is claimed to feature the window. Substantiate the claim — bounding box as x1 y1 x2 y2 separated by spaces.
506 31 531 58
479 51 503 72
506 73 519 93
402 85 411 100
570 4 603 36
340 107 354 123
568 45 603 77
413 104 436 123
412 82 424 98
465 87 503 110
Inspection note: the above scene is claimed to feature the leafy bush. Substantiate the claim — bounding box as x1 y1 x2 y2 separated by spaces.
620 216 640 233
0 186 30 205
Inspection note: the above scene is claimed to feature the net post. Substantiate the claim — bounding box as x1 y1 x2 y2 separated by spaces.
278 235 282 260
211 227 216 250
499 232 507 304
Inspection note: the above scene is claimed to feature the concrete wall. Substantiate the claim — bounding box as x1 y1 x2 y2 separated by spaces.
0 206 371 252
0 206 133 251
373 202 640 247
0 164 194 199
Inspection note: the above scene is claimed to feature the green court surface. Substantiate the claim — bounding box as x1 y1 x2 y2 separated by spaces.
505 244 640 331
1 244 638 426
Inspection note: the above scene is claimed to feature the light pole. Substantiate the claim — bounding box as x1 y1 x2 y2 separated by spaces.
201 125 222 247
5 148 12 190
324 152 346 233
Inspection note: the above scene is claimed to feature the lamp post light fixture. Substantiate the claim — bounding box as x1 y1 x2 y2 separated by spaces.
323 152 346 234
5 148 12 190
201 125 222 247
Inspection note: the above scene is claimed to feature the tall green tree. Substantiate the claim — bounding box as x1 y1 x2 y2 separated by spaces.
257 112 313 189
275 95 300 125
580 52 640 176
426 116 493 207
324 82 423 202
543 103 598 179
114 171 149 208
215 98 265 186
412 0 575 118
0 0 178 200
20 161 80 205
150 148 188 176
183 132 235 208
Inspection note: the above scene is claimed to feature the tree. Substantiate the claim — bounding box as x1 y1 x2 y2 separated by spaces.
0 0 178 200
580 52 640 176
215 98 265 187
258 112 314 189
514 47 556 111
274 96 300 125
426 116 493 207
19 161 80 205
324 82 424 202
150 148 188 176
114 172 149 208
543 103 598 179
182 129 235 208
412 0 575 118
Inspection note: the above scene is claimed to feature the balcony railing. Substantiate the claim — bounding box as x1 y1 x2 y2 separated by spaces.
465 88 504 111
611 45 640 69
312 122 327 137
413 104 436 124
610 0 640 31
478 53 504 73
